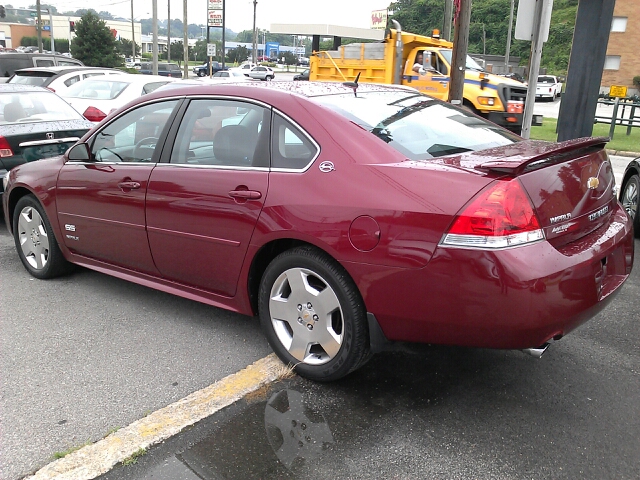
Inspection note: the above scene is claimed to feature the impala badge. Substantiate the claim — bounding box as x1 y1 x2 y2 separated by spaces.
587 177 599 189
319 161 335 173
46 132 54 140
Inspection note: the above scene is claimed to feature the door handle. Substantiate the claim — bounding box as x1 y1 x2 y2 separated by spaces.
229 189 262 200
118 181 141 190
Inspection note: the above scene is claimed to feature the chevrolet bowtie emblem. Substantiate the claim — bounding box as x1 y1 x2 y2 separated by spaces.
587 177 599 189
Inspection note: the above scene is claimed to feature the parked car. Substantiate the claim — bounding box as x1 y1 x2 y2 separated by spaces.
293 69 309 81
139 62 183 78
536 75 562 100
229 63 257 76
0 52 83 79
7 66 125 94
0 84 92 197
248 65 275 81
210 70 252 82
193 61 227 77
59 74 176 123
619 157 640 236
2 82 634 382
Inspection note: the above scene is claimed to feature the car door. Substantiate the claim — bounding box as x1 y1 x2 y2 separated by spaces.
56 99 180 273
145 98 271 297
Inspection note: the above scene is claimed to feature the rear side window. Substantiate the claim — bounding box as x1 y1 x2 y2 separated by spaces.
271 114 318 170
35 59 55 67
64 75 81 87
57 59 82 66
142 82 168 94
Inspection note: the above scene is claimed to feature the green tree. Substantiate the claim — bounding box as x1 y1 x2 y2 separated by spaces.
227 45 249 64
115 38 140 58
70 11 123 67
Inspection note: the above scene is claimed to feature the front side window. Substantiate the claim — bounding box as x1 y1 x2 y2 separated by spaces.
90 100 178 163
170 99 269 167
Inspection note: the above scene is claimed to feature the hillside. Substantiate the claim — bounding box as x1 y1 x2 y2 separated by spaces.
389 0 578 75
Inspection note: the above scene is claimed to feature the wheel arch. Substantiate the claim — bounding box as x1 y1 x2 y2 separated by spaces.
6 186 37 235
620 160 640 199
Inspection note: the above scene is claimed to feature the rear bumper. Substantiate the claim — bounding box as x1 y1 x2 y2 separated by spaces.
348 203 634 350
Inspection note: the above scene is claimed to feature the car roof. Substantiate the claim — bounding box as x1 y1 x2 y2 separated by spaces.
73 73 175 84
12 66 116 74
0 83 51 93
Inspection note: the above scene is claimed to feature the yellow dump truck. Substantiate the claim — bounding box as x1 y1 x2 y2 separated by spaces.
309 27 528 134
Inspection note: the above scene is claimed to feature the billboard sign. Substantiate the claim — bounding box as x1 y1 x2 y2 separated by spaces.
208 0 223 9
208 10 223 27
371 9 387 30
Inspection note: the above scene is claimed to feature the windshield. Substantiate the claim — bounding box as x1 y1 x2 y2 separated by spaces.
8 73 53 86
439 50 484 72
63 79 129 99
0 91 84 123
314 91 518 160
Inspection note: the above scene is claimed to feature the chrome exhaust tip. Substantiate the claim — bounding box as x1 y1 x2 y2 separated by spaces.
521 343 550 358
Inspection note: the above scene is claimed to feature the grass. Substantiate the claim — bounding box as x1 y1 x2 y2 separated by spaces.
52 440 92 459
122 447 147 466
530 117 640 153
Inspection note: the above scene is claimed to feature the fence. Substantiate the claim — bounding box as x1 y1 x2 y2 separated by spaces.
594 96 640 139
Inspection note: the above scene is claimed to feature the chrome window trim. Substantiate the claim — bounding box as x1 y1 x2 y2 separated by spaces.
19 137 80 148
63 161 157 166
154 163 270 172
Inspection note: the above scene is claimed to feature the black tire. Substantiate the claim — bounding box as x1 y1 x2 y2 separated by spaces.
620 174 640 237
258 246 370 382
13 195 72 279
197 70 206 77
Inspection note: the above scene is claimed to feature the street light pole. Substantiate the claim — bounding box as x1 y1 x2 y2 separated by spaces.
505 0 514 68
152 0 158 74
252 0 257 64
130 0 135 61
183 0 188 79
167 0 170 62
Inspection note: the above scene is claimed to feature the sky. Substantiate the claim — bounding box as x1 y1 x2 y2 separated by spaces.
8 0 389 32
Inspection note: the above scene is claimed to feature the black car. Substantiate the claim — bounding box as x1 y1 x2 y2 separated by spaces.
293 69 310 81
192 61 227 77
139 62 183 78
0 84 93 196
619 157 640 236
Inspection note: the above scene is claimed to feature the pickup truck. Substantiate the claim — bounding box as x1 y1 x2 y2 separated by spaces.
192 61 227 77
536 75 562 101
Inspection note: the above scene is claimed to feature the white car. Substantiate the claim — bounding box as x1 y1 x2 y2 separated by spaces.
7 66 125 94
59 74 176 123
536 75 562 101
210 70 253 82
248 66 275 81
229 63 258 76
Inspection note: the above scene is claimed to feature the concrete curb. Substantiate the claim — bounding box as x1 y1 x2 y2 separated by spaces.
26 354 287 480
607 149 640 158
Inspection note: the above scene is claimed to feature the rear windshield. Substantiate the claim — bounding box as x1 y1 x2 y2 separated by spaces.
63 79 129 99
0 90 83 123
314 91 519 160
538 76 556 83
8 72 55 86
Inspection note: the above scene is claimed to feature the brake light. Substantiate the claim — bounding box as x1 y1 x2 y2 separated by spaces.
83 106 107 122
442 179 544 249
0 136 14 157
46 86 55 92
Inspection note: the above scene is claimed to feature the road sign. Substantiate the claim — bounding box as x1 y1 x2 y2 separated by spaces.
609 85 628 98
30 11 38 17
207 43 216 56
42 26 50 31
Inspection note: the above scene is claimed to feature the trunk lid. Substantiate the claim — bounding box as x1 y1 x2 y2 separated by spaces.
472 137 615 247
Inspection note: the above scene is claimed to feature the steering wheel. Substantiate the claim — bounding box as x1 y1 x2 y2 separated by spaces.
133 137 159 161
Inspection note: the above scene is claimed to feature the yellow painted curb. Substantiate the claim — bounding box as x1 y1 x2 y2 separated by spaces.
27 354 287 480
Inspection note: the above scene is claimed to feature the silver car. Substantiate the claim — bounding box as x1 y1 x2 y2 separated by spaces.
248 66 275 81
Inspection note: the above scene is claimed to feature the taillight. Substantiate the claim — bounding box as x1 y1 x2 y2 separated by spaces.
0 135 14 157
441 179 544 249
46 86 55 92
83 106 107 122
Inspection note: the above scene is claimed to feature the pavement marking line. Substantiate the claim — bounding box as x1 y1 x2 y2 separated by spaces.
27 354 287 480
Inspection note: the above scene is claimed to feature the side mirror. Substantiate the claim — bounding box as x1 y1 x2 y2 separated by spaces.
67 143 91 162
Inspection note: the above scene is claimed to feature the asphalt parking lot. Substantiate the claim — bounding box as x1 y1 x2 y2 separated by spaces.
1 154 638 479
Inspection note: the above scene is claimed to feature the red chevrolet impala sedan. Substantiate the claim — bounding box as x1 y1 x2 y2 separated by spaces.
2 82 634 381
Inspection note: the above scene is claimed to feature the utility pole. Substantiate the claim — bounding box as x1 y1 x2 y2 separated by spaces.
183 0 188 79
222 0 226 68
505 0 514 69
442 0 453 41
448 0 471 105
130 0 135 61
167 0 170 62
36 0 43 52
252 0 257 64
520 0 545 139
152 0 158 74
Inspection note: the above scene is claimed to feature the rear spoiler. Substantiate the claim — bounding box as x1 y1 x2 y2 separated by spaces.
477 137 609 175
